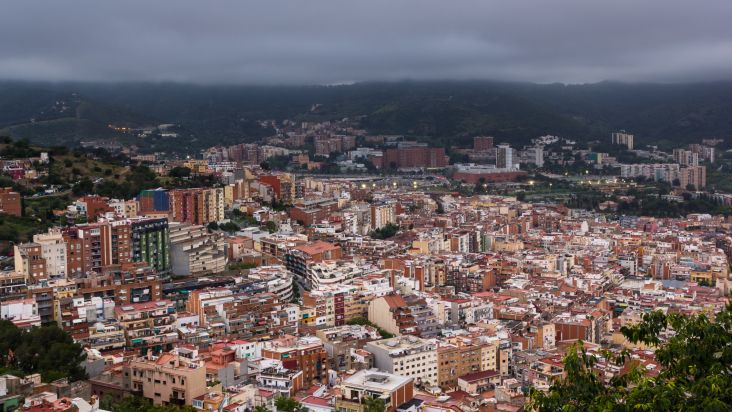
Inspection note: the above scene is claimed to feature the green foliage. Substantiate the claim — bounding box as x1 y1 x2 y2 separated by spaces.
168 166 191 178
0 321 88 382
72 178 95 196
269 199 291 212
219 222 240 232
529 298 732 411
0 215 51 242
516 192 526 201
254 405 271 412
103 394 198 412
567 191 731 218
346 318 394 339
275 396 306 412
94 165 160 199
363 396 387 412
265 220 277 233
227 262 259 271
370 222 400 240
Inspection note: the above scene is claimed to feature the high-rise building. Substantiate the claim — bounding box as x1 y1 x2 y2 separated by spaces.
529 145 543 167
473 136 494 151
370 202 396 229
130 218 171 278
496 143 517 170
612 132 634 150
689 144 715 162
673 149 698 166
170 188 224 226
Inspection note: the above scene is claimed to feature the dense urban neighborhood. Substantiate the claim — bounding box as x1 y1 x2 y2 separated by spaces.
0 123 730 412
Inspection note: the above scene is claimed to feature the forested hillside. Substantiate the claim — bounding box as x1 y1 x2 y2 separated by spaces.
2 80 732 153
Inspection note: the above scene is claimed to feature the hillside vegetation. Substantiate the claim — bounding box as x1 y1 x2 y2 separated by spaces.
3 80 732 152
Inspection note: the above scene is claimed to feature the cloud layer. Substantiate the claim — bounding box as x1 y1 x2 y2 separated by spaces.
2 0 731 84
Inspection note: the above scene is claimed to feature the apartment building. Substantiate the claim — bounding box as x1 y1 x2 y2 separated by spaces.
673 148 699 166
370 203 396 229
474 136 494 151
289 198 339 226
0 270 27 304
259 234 308 263
14 242 47 285
368 294 439 338
261 337 329 384
255 365 304 398
385 147 446 168
611 132 634 150
123 353 206 407
458 370 500 395
436 343 482 389
336 370 414 412
115 300 178 355
170 188 224 226
0 187 22 216
285 241 342 281
258 174 296 203
316 324 380 372
366 336 439 387
0 298 41 329
169 223 227 277
478 341 498 373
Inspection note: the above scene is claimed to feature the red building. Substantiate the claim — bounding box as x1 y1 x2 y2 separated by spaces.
454 170 528 183
0 187 22 216
385 147 446 168
7 168 24 180
474 136 494 151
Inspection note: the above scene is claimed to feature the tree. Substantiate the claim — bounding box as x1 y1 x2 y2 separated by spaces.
516 192 526 202
260 162 271 171
265 221 277 233
528 298 732 411
72 178 94 196
219 222 240 232
364 396 386 412
672 178 681 186
207 222 219 232
275 396 305 412
686 184 697 191
168 166 191 178
254 405 271 412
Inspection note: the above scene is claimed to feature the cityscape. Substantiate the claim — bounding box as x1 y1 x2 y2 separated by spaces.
1 1 732 412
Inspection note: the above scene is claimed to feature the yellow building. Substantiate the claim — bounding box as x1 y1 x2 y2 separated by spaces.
691 269 713 284
300 305 316 326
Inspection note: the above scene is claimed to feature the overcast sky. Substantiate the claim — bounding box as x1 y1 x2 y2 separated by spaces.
2 1 731 85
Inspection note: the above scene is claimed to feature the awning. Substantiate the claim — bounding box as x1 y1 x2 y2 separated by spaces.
132 339 143 344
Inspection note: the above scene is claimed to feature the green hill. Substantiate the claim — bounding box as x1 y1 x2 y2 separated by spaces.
3 80 732 153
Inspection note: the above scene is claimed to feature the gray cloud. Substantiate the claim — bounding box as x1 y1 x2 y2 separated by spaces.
1 0 731 84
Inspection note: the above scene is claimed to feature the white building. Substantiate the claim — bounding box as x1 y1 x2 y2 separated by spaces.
365 336 439 387
1 298 41 329
32 229 67 278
